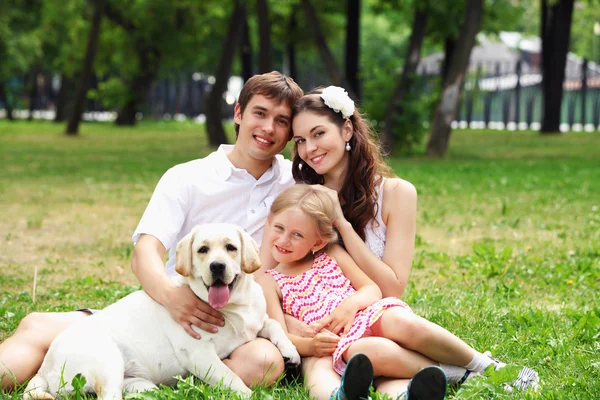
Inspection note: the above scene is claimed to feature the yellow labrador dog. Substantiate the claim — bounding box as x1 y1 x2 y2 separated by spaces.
24 223 300 400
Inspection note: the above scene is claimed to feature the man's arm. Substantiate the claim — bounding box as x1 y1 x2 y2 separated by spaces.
131 234 224 339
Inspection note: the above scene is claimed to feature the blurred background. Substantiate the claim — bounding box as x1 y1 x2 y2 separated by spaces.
0 0 598 155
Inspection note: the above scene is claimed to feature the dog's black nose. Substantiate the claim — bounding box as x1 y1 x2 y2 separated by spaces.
210 261 226 275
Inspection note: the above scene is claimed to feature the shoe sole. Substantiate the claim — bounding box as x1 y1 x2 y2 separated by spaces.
408 366 447 400
342 353 373 400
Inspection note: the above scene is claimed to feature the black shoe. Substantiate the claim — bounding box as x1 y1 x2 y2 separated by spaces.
332 353 374 400
400 366 447 400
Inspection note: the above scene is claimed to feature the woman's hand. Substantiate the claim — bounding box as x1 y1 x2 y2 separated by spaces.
310 329 340 357
312 299 357 336
310 185 347 227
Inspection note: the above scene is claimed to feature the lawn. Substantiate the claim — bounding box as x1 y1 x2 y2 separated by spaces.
1 120 599 399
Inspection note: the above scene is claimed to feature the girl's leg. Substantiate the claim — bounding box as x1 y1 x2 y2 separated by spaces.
371 307 475 367
302 356 341 400
344 337 437 379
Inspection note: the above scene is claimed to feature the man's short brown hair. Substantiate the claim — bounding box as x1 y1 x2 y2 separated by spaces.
234 71 303 137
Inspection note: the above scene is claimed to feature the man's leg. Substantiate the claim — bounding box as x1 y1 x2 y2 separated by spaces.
223 338 285 388
0 311 89 390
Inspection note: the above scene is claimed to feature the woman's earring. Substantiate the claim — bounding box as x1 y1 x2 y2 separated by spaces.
298 162 303 170
345 141 351 152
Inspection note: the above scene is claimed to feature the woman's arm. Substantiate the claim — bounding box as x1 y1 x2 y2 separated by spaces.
335 179 417 298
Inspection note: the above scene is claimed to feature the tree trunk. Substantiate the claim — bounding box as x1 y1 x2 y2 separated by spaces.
345 0 360 99
0 82 14 120
381 5 428 153
54 73 73 122
240 5 253 82
115 46 160 125
441 37 456 86
256 0 272 73
301 0 357 99
66 0 106 135
540 0 575 134
426 0 483 157
28 67 40 121
287 11 298 81
206 0 244 147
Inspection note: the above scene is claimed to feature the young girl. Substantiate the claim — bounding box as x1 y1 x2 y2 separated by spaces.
260 184 539 400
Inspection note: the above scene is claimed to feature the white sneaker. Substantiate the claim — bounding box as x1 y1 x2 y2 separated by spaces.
483 351 540 392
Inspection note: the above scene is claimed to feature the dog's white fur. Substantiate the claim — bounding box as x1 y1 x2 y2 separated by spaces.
24 223 300 400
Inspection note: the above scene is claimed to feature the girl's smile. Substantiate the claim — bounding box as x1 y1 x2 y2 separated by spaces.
268 207 325 264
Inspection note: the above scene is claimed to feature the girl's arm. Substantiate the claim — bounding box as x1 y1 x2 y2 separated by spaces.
313 244 382 335
325 179 417 298
259 273 337 357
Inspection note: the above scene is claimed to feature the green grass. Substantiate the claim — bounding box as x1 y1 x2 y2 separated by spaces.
1 120 599 399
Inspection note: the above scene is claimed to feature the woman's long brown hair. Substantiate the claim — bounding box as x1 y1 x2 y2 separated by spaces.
291 89 393 241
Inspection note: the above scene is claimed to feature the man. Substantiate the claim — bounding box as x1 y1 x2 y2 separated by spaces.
0 71 303 390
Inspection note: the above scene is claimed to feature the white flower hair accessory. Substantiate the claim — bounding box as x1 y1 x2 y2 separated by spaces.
320 86 355 119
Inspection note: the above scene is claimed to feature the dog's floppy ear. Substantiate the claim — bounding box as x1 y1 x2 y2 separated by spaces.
176 229 196 277
237 228 262 274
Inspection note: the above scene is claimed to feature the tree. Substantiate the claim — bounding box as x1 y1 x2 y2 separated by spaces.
205 0 245 147
380 3 429 153
286 9 298 80
426 0 483 157
103 2 162 126
345 0 361 99
540 0 575 134
240 6 253 82
301 0 357 99
256 0 273 73
0 0 43 121
66 0 106 135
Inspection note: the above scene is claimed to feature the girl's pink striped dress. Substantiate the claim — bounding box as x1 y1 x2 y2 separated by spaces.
267 251 411 375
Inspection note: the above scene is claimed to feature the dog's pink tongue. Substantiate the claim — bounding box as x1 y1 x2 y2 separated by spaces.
208 285 230 309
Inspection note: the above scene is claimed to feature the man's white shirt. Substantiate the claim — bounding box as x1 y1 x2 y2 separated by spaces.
133 145 294 277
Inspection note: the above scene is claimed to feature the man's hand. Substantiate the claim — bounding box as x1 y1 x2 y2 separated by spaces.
164 285 225 339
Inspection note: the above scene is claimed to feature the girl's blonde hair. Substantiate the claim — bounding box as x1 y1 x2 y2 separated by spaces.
269 184 338 244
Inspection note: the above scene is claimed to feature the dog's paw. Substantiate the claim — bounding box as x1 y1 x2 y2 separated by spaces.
280 346 301 367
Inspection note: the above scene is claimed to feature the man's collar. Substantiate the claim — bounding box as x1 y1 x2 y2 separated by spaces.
214 144 283 181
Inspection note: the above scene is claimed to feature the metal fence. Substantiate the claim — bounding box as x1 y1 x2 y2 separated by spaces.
431 58 600 131
0 72 236 121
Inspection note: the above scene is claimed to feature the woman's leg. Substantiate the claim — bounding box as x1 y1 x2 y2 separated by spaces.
0 311 90 390
302 356 341 400
371 307 475 367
